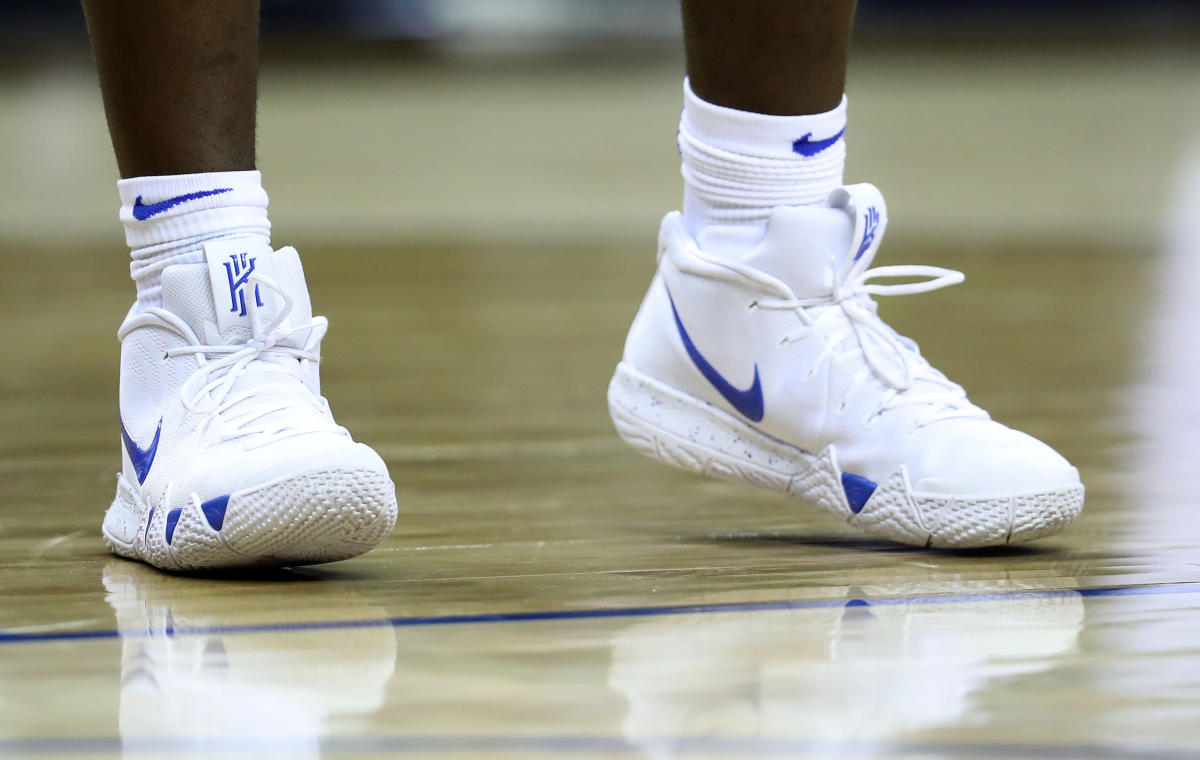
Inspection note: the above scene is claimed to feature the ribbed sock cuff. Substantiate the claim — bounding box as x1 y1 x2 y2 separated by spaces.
679 79 848 256
119 170 270 250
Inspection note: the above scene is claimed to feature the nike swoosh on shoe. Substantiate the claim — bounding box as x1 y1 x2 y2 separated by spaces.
667 288 764 422
121 417 162 484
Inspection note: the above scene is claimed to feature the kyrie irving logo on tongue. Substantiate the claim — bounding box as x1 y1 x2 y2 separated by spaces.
223 252 264 316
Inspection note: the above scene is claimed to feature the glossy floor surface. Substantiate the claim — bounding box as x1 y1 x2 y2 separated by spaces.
3 50 1200 759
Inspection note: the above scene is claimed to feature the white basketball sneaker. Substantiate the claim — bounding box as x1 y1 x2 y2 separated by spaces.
610 184 1084 548
102 239 398 570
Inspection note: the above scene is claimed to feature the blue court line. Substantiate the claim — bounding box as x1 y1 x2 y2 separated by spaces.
1 580 1197 646
1 734 1196 759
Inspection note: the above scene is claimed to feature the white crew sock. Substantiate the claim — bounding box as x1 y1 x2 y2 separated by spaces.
679 78 847 259
119 170 271 311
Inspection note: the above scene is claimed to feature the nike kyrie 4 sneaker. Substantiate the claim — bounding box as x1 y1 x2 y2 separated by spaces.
609 184 1084 547
103 239 398 570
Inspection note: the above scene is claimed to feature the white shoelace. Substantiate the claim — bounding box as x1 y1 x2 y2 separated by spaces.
131 273 345 447
758 263 988 429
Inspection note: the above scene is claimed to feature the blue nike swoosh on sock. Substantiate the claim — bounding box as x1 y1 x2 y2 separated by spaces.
121 417 162 485
667 288 764 422
131 188 233 221
792 128 845 157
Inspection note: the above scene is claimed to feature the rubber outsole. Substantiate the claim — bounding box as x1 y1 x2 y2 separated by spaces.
103 466 398 571
607 361 1083 548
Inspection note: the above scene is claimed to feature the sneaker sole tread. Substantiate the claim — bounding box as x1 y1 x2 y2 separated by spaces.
103 467 398 571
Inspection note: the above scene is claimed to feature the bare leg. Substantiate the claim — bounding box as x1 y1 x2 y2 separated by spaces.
682 0 856 116
81 0 260 178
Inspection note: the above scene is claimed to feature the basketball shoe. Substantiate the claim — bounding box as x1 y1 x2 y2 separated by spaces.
609 184 1084 547
102 239 398 570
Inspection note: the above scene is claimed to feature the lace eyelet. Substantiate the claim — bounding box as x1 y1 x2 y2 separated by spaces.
836 400 848 415
747 300 758 311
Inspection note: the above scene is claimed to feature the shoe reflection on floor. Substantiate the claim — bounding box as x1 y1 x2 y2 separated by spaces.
103 562 396 759
609 586 1084 758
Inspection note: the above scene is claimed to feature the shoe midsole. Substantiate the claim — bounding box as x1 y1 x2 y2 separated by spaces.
608 361 1081 502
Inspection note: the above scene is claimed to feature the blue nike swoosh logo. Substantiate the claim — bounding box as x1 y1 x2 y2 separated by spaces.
132 188 233 221
792 128 845 157
121 417 162 485
667 288 764 422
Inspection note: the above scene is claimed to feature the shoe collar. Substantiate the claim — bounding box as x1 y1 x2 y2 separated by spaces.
662 184 890 303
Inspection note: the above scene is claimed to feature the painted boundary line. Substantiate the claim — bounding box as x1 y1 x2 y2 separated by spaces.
1 581 1197 646
0 734 1196 759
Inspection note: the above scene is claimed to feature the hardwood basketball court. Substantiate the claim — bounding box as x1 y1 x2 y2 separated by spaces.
2 48 1199 759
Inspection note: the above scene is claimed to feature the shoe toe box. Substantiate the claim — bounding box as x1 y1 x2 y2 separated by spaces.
906 419 1080 497
183 433 392 499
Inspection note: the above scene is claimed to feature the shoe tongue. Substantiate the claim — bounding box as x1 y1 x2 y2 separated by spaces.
161 243 319 416
160 240 313 346
741 183 889 299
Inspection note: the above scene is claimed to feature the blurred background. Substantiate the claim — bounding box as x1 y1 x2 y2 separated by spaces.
4 0 1200 49
5 7 1200 753
1 0 1198 252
